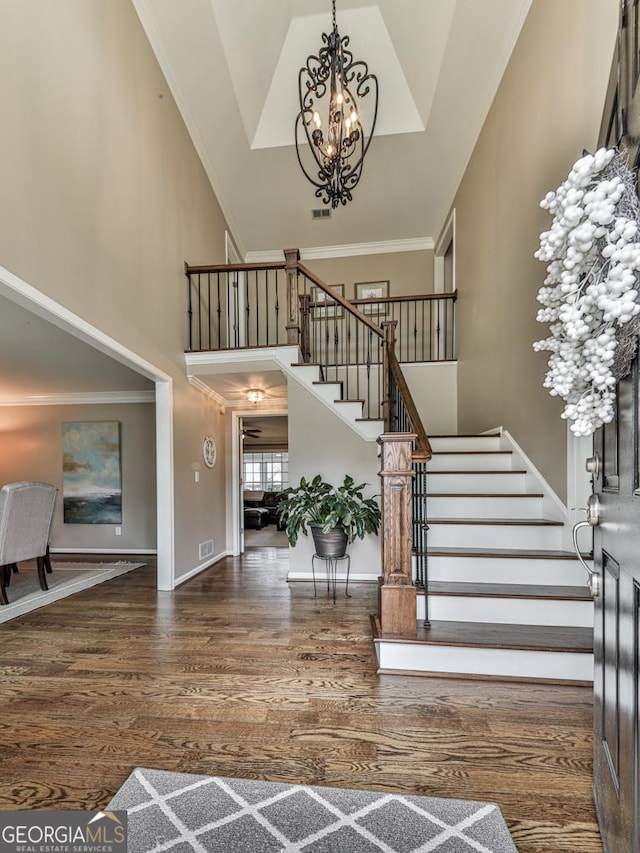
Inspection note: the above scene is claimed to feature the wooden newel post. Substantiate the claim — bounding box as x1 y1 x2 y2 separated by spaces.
284 248 301 347
381 320 397 432
378 433 417 636
299 293 311 363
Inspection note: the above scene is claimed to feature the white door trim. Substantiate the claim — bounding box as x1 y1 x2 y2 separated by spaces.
231 407 288 556
434 208 456 295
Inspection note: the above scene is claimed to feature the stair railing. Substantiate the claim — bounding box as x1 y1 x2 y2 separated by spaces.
184 260 289 352
352 292 457 362
291 255 385 421
378 320 432 634
185 250 433 636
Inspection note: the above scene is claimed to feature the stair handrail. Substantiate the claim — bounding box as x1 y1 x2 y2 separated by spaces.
382 322 432 462
184 261 285 274
294 261 385 339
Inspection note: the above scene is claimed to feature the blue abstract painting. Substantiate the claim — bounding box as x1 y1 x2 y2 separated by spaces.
62 421 122 524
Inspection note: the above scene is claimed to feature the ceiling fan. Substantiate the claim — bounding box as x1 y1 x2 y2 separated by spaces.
242 426 262 439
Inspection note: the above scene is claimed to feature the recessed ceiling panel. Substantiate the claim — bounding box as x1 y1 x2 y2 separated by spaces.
210 0 294 146
252 6 425 150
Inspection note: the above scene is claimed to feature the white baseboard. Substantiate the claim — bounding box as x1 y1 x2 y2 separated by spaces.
175 550 232 586
287 572 378 583
50 548 158 555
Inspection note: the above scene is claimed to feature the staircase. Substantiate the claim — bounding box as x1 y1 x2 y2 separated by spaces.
373 433 594 682
182 253 594 684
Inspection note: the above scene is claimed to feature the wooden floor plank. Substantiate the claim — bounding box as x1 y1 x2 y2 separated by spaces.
0 551 600 852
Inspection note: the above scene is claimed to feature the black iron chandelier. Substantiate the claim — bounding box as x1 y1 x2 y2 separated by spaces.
295 0 379 208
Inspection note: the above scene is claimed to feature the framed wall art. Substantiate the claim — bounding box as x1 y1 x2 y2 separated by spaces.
355 280 389 314
62 421 122 524
311 283 344 319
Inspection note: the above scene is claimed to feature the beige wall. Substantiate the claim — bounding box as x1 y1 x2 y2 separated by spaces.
287 380 381 578
451 0 618 500
306 250 434 300
0 1 231 578
0 403 156 551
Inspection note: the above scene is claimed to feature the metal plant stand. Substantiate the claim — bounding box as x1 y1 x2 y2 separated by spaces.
311 553 351 604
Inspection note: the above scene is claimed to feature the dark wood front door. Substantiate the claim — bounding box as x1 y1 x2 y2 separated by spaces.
594 5 640 850
592 365 640 852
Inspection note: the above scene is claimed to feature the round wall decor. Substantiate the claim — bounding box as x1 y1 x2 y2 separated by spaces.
203 435 217 468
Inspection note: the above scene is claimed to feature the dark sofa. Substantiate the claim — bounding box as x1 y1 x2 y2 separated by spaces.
243 490 286 530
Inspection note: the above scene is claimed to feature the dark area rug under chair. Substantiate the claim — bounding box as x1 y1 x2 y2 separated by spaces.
108 767 517 852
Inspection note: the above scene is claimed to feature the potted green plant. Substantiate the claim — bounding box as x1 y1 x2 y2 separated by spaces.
278 474 381 558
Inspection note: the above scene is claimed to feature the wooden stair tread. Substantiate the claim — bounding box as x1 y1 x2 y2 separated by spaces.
426 581 592 601
336 398 365 404
429 469 527 475
422 492 544 498
431 450 512 456
382 620 593 653
312 380 342 387
430 434 500 438
421 547 589 559
427 517 564 526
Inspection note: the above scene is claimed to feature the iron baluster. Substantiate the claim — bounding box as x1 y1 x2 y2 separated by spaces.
266 269 270 346
187 272 193 351
254 269 259 348
244 273 251 347
216 273 222 349
207 273 212 351
197 273 203 351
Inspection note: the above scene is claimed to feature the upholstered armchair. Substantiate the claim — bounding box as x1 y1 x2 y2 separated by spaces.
0 481 57 605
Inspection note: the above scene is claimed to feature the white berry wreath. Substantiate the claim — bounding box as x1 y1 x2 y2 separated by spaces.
534 147 640 436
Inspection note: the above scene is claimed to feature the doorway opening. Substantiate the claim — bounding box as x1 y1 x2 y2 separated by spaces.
0 264 174 590
231 409 288 554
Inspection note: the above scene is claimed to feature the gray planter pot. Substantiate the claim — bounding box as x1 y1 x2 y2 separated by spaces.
309 523 348 558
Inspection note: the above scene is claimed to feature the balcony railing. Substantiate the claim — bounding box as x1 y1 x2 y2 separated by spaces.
184 262 456 365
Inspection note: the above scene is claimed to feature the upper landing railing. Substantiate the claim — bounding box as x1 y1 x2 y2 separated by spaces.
184 257 456 364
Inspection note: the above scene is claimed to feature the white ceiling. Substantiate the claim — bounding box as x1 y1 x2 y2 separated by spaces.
133 0 532 257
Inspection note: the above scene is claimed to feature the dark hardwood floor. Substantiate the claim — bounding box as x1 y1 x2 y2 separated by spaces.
0 548 600 852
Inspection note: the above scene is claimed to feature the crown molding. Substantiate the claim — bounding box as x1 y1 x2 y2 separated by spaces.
188 375 228 408
245 237 435 263
0 391 156 407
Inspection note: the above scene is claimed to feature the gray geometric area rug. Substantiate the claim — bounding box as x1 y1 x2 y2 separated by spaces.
108 767 518 853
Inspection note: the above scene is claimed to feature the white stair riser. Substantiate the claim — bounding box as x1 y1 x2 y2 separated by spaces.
376 641 593 681
428 523 563 550
333 401 364 421
358 419 385 441
311 382 343 405
429 436 502 452
426 472 527 494
424 555 590 586
428 453 513 471
417 595 593 628
427 495 543 519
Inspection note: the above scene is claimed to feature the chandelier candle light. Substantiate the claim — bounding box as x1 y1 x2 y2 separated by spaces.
295 0 378 208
